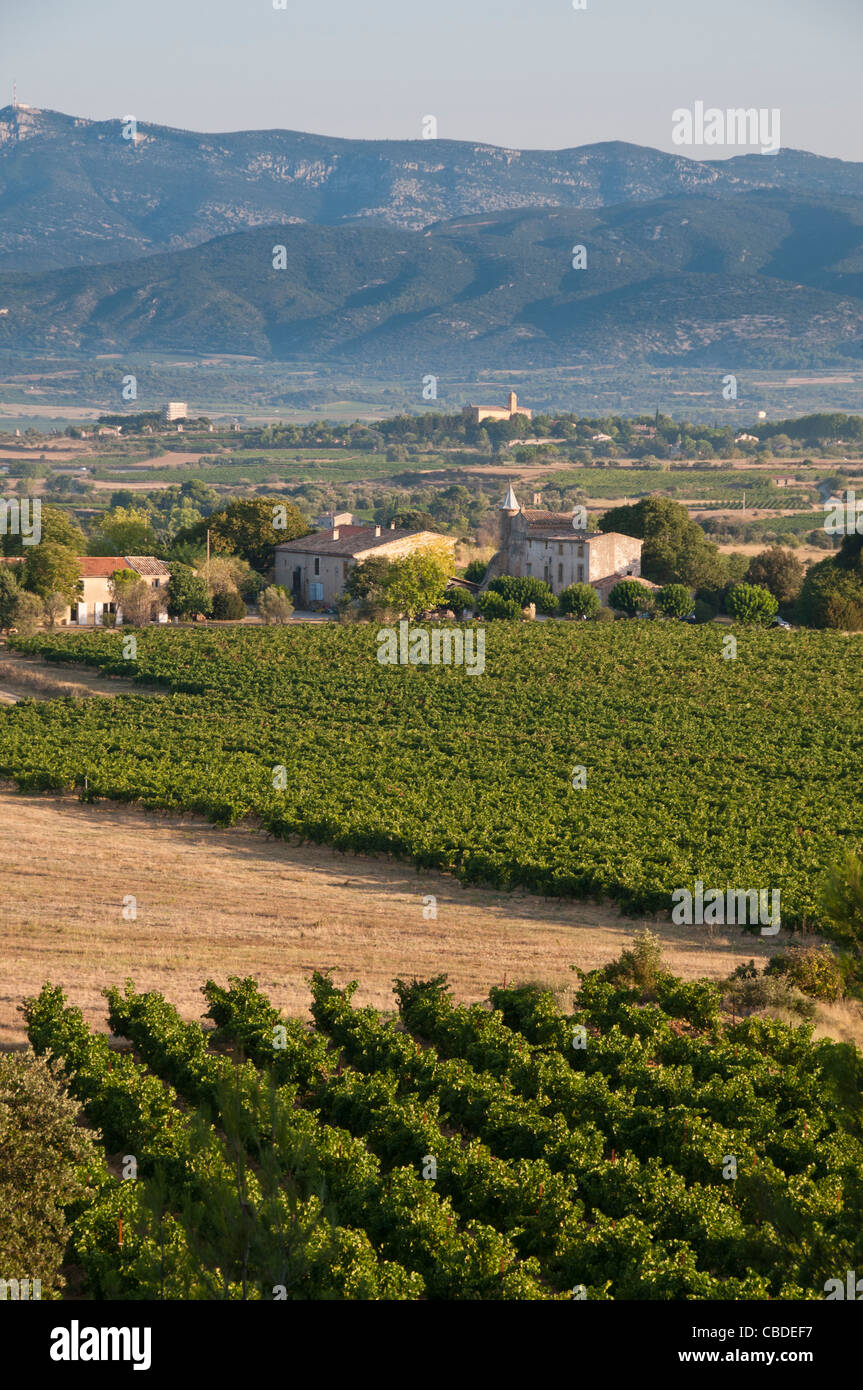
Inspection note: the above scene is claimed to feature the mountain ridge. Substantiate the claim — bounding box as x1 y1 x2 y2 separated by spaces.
3 104 863 272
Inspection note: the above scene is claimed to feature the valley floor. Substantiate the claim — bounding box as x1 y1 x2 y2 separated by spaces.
0 789 786 1047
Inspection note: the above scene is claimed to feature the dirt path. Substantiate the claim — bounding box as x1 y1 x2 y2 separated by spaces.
0 791 787 1047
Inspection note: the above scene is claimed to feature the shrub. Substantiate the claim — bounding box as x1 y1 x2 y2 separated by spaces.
558 583 600 618
211 590 247 621
765 945 844 1002
594 607 614 622
463 559 488 584
476 592 522 621
607 579 651 617
488 575 556 614
656 584 692 619
444 587 475 615
692 599 715 624
725 582 779 626
258 585 294 625
604 929 663 993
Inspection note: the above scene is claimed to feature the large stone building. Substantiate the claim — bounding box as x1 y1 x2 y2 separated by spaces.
274 523 455 609
484 487 643 602
462 391 532 426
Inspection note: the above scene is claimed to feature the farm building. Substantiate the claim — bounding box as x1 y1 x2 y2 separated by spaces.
274 524 455 609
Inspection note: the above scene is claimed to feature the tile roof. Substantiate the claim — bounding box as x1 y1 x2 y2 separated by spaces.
275 526 448 558
125 556 171 578
77 556 128 579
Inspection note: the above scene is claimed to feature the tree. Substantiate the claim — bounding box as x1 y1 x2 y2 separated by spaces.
1 504 85 558
797 533 863 630
42 593 68 630
558 582 600 618
476 592 522 620
167 565 212 619
23 543 82 604
488 575 556 614
345 547 451 619
0 567 22 631
726 582 779 625
744 547 804 603
656 583 693 619
89 505 159 556
0 1049 101 1298
608 579 651 616
820 846 863 956
599 496 728 588
178 497 309 571
258 585 294 624
11 591 43 634
212 590 247 620
463 559 488 584
111 570 157 626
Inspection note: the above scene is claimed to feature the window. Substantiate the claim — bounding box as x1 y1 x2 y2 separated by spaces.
309 582 324 601
343 561 349 577
577 564 584 581
526 563 532 576
577 543 584 558
152 579 160 589
558 563 563 583
558 543 563 556
314 557 320 576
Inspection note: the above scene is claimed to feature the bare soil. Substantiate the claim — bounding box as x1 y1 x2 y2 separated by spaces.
0 790 794 1047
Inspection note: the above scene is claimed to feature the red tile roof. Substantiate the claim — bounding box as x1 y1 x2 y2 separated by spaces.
77 557 128 579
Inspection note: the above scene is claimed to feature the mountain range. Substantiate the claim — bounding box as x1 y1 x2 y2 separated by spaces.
2 104 863 271
2 106 863 372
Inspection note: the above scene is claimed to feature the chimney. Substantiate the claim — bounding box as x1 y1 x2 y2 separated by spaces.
389 521 396 530
374 525 381 537
332 527 340 540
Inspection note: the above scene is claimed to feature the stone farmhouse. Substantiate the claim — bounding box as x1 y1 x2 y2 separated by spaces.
274 523 455 609
483 487 644 603
462 391 532 426
66 556 171 626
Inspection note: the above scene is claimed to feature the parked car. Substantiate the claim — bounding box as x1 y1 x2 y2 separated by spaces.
771 617 792 630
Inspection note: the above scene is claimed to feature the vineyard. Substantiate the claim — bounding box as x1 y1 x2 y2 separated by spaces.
1 624 861 923
23 967 863 1299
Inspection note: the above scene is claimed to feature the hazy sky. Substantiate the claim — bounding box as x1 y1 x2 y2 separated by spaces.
1 0 861 159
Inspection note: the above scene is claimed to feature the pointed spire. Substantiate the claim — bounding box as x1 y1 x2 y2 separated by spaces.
499 485 520 512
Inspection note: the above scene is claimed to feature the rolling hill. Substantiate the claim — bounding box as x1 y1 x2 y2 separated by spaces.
2 192 863 370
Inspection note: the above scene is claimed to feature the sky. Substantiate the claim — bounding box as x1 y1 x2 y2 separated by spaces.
1 0 861 159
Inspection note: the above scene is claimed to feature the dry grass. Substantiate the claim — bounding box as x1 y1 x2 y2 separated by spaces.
0 653 157 705
0 788 800 1047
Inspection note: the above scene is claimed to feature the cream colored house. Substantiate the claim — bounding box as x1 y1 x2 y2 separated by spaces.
67 556 171 626
274 524 454 609
483 487 643 602
462 391 532 425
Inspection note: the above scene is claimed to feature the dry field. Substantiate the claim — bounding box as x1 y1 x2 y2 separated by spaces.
0 788 801 1048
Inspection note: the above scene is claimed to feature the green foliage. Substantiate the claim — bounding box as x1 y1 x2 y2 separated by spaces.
347 548 453 619
258 585 294 624
607 578 650 616
765 945 844 1002
89 506 159 557
0 1048 102 1298
488 575 556 614
475 591 522 620
820 848 863 956
726 582 779 626
656 583 693 619
798 556 863 631
0 566 22 631
463 559 488 583
23 543 82 604
179 497 309 570
745 547 804 604
0 623 860 924
599 497 729 588
211 590 247 620
167 565 212 619
558 582 601 618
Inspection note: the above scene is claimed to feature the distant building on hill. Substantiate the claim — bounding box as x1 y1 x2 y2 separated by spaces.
162 402 187 422
482 486 642 603
462 391 532 425
275 524 454 610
